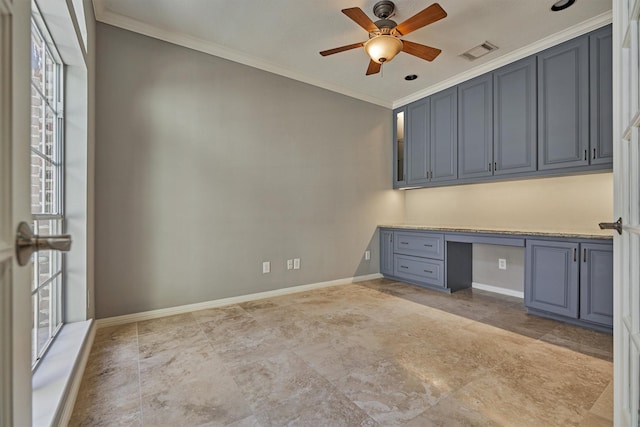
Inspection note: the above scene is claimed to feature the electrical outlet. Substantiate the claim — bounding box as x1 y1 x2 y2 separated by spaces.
287 259 293 270
262 261 270 274
293 258 300 269
498 258 507 270
365 250 371 261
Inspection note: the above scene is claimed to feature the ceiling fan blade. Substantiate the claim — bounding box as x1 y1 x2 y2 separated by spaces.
320 42 365 56
366 60 382 76
396 3 447 36
402 40 442 62
342 7 378 33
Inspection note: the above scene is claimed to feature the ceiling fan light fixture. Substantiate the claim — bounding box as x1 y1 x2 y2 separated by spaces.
364 35 403 64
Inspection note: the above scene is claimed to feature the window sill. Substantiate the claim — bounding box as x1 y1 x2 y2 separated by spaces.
32 320 93 427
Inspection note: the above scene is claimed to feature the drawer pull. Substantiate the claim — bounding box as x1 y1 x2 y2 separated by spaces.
423 244 433 247
423 269 433 274
400 265 409 269
400 242 409 245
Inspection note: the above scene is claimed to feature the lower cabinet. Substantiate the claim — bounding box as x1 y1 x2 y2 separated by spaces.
380 228 613 331
380 228 446 290
525 239 613 328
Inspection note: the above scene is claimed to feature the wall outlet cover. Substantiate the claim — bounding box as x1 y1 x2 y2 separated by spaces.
287 259 293 270
262 261 271 274
365 250 371 261
498 258 507 270
293 258 300 269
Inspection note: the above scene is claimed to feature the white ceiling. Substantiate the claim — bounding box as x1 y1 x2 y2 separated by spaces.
92 0 612 108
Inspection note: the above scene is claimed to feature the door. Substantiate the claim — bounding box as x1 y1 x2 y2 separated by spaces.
406 98 430 185
379 229 394 276
613 1 640 424
393 108 407 188
524 240 579 318
537 36 590 170
493 56 537 175
458 74 493 179
590 25 614 165
1 1 33 426
430 86 457 182
580 243 613 327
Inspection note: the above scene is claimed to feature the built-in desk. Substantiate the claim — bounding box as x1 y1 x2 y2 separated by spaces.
379 225 614 332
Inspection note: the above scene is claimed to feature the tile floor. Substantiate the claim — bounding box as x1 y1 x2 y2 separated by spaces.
70 279 613 426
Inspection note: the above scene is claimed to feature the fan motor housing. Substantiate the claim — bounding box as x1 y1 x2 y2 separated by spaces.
373 0 395 19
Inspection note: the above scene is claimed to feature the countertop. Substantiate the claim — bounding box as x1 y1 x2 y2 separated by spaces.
378 224 614 240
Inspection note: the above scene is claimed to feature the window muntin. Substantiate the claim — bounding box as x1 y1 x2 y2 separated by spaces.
30 14 64 369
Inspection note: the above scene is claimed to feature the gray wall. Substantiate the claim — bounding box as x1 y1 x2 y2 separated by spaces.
472 244 524 293
94 24 404 318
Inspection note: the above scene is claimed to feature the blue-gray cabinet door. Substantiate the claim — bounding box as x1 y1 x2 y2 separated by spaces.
590 25 613 166
393 107 407 188
430 87 458 182
493 56 537 175
407 99 431 185
380 229 394 276
458 74 493 179
580 243 613 327
537 36 589 170
525 239 579 318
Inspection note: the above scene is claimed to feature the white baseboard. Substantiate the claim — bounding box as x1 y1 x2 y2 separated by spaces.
472 282 524 299
96 273 383 328
56 321 96 426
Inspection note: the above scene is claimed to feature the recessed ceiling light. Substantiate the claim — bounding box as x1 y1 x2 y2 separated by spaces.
551 0 576 11
405 74 418 81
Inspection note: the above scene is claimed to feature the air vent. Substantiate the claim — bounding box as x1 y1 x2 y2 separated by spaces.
460 41 499 61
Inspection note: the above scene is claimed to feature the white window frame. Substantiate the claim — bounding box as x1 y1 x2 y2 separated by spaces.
30 4 65 370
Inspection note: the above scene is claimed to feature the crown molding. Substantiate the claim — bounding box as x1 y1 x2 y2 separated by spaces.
92 0 393 108
392 11 612 109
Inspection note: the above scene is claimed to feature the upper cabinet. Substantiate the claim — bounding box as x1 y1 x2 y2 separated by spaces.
493 57 537 175
537 36 590 170
393 25 612 190
590 26 613 165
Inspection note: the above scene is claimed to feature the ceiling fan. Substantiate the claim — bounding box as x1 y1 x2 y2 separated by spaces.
320 1 447 75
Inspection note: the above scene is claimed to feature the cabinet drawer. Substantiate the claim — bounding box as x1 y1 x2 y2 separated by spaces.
394 255 444 287
394 232 444 259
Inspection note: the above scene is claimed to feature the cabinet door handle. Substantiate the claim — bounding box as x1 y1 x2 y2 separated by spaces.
573 248 577 262
489 163 492 172
593 148 596 159
583 248 587 262
423 270 433 274
430 171 433 179
494 162 497 171
584 150 587 161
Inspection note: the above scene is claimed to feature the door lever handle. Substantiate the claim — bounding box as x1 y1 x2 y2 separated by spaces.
15 221 72 266
598 217 622 235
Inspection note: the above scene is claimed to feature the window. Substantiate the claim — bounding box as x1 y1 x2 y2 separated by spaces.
30 12 64 369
